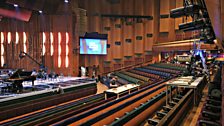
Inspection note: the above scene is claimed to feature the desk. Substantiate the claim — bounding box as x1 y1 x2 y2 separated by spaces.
104 84 140 99
166 76 204 106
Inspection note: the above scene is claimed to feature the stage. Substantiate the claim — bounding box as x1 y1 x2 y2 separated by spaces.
0 76 96 99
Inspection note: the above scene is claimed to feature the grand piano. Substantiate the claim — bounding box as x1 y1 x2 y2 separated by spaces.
5 69 36 92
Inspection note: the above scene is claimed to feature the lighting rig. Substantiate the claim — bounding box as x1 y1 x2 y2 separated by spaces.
170 0 215 44
170 0 214 77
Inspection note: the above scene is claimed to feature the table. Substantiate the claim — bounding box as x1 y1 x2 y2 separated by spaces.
166 76 205 106
104 84 140 99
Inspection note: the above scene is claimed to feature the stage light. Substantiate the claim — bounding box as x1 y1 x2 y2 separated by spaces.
179 19 205 31
64 0 69 3
14 4 18 7
170 5 201 18
39 10 43 14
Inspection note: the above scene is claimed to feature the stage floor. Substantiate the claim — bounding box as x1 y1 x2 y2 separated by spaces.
0 77 96 99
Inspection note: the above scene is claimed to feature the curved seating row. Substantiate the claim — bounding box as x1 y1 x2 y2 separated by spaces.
78 84 166 126
114 72 144 85
160 63 186 68
116 78 129 85
197 66 222 126
108 91 166 126
197 96 221 126
127 69 161 80
134 67 171 78
150 63 187 71
144 66 180 74
142 67 172 77
120 71 152 82
0 93 111 126
53 81 166 126
148 89 193 126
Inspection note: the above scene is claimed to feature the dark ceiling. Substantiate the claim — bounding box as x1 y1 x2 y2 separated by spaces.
0 0 63 21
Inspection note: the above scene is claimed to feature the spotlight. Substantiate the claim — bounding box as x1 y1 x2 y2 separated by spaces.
170 5 201 18
39 10 43 14
64 0 69 3
179 19 205 31
14 4 18 7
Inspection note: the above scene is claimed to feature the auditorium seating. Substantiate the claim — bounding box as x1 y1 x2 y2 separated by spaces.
127 69 161 80
197 66 222 126
147 89 193 126
0 93 114 126
150 63 187 72
114 72 144 85
144 65 181 75
197 95 222 126
51 81 166 126
0 63 200 126
71 84 166 126
108 91 166 126
134 67 171 79
120 71 152 83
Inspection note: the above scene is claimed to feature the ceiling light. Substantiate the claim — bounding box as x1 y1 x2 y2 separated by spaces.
64 0 69 3
14 4 18 7
39 10 43 14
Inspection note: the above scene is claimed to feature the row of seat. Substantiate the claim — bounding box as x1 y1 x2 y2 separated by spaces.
148 89 193 126
53 81 165 126
116 78 129 85
144 65 180 74
197 95 222 126
150 63 187 71
114 72 144 85
0 93 109 126
127 69 161 80
78 84 166 126
108 91 166 126
120 71 152 83
134 67 171 78
110 63 184 88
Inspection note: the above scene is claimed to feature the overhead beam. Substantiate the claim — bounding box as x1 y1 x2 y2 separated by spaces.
101 14 153 19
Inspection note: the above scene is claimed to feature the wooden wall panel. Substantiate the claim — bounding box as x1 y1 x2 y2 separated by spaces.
160 0 170 14
134 0 144 54
175 17 182 30
80 0 157 74
0 11 76 76
112 19 122 59
103 18 112 61
144 0 153 51
159 18 169 32
123 0 134 56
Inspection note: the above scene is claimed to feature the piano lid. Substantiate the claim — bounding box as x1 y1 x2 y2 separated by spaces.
10 69 32 79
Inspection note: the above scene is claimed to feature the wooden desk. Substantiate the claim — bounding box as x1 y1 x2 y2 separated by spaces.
166 76 204 105
104 84 140 99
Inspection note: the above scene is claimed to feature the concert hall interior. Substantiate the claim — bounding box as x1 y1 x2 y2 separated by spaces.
0 0 223 125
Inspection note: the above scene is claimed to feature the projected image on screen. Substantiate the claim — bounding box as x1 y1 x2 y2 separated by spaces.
80 38 107 55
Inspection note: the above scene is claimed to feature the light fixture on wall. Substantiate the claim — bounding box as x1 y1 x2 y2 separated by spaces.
58 32 62 68
15 32 19 44
50 32 54 56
